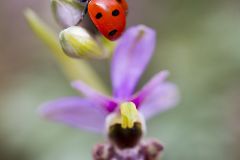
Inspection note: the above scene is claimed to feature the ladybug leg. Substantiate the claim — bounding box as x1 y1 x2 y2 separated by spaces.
76 2 89 25
81 4 88 19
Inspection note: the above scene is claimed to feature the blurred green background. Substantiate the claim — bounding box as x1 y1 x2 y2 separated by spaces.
1 0 240 159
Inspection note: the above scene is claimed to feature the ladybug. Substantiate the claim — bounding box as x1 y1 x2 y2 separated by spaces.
77 0 128 41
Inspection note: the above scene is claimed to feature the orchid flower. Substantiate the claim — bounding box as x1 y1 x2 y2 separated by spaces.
39 25 179 159
25 1 179 159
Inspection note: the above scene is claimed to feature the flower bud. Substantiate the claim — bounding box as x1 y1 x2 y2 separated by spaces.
51 0 82 27
59 26 107 59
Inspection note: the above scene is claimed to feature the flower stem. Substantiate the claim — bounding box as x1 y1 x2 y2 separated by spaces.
24 9 109 94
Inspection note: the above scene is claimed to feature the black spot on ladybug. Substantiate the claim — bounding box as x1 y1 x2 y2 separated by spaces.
108 29 118 37
95 12 103 19
116 0 122 3
112 9 120 16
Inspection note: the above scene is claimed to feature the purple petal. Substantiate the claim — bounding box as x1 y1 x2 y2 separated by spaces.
39 97 108 133
71 81 118 112
138 83 179 119
132 71 170 107
111 25 156 99
51 0 82 28
131 71 179 119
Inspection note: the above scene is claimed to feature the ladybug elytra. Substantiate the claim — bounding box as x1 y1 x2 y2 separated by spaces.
78 0 128 41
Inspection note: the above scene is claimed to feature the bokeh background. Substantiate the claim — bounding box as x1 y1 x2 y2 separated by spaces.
1 0 240 159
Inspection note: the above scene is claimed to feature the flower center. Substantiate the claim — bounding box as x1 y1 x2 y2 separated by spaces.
105 102 144 149
120 102 138 129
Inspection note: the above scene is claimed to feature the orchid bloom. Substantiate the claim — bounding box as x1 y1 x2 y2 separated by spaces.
40 25 179 159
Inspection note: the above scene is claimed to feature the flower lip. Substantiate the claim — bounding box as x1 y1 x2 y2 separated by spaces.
105 102 146 149
108 122 143 149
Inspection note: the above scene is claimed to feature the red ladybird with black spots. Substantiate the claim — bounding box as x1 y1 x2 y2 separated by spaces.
78 0 128 41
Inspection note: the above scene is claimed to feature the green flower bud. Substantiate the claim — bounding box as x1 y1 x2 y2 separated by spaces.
59 26 108 59
51 0 82 27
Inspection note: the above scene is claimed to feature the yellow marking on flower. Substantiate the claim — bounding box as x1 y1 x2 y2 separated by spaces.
120 102 138 129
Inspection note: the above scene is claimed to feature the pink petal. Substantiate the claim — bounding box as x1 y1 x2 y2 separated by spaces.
131 71 179 119
132 71 170 107
71 81 118 112
39 97 108 133
139 83 179 119
111 25 156 99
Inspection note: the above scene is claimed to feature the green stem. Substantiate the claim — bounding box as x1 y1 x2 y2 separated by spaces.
24 9 109 94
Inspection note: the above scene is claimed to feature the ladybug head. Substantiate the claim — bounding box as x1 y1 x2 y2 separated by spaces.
76 0 89 5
